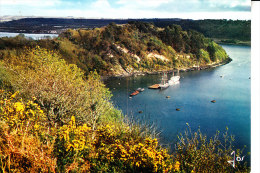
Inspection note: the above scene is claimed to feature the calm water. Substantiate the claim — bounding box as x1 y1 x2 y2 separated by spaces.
0 32 58 40
105 45 251 161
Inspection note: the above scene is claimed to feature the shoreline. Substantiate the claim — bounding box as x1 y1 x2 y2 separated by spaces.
101 58 232 81
213 38 251 46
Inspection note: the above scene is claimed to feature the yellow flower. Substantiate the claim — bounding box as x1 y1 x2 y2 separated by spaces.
14 102 25 112
174 161 180 171
34 123 39 130
10 91 19 99
71 115 75 122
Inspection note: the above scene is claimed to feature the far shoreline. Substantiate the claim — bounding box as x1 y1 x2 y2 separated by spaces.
101 57 232 81
213 38 251 46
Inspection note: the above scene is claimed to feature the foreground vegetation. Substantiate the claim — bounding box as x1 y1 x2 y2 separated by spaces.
0 47 249 172
0 22 230 76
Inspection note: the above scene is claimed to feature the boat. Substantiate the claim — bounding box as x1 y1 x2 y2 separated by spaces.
130 90 139 96
168 71 180 85
148 84 160 89
159 72 169 89
136 88 145 92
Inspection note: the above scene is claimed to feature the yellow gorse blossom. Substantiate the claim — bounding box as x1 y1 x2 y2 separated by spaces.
174 161 180 171
0 91 46 133
10 91 19 99
14 102 25 113
94 124 175 173
59 116 91 151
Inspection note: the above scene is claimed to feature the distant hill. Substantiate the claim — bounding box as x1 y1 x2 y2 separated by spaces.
153 19 251 44
0 22 230 77
0 17 250 44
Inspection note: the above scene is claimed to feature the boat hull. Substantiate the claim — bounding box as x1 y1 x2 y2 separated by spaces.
159 83 169 89
130 90 140 96
148 84 160 89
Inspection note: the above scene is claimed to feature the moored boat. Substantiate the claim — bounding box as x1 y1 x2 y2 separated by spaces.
130 90 140 96
168 71 180 85
148 84 160 89
159 72 169 89
168 76 180 85
159 83 169 89
136 88 145 92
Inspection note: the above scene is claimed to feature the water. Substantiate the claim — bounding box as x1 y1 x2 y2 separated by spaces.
105 45 251 162
0 32 58 40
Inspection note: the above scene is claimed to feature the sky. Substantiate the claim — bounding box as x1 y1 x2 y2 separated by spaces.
0 0 251 20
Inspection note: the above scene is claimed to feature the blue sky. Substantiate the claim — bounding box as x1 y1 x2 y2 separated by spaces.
0 0 251 19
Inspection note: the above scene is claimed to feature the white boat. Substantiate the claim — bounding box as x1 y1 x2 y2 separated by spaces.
168 71 180 85
159 72 169 89
136 88 145 92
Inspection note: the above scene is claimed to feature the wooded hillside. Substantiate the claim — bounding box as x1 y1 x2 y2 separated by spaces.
0 22 230 76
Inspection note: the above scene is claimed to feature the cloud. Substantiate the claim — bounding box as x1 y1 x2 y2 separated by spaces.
0 0 251 19
154 0 251 13
116 0 170 8
1 0 61 7
91 0 111 9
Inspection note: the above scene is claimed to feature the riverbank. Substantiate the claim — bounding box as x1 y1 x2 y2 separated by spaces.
213 38 251 46
101 57 232 80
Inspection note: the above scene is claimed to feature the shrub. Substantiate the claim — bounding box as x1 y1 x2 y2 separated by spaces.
2 47 117 128
0 90 56 172
54 118 178 173
174 124 249 172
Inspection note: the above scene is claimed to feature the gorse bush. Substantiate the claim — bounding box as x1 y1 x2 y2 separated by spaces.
2 47 118 128
54 117 180 173
0 90 56 172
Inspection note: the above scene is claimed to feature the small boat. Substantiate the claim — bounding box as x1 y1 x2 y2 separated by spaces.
130 90 139 96
148 84 160 89
136 88 145 92
159 72 169 89
168 71 180 85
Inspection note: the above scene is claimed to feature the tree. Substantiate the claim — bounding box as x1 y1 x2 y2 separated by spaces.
207 42 216 61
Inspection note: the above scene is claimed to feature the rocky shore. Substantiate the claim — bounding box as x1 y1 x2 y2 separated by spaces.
101 57 232 81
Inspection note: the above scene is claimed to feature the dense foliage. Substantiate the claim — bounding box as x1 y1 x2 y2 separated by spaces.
153 19 251 43
1 47 118 128
0 22 230 76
